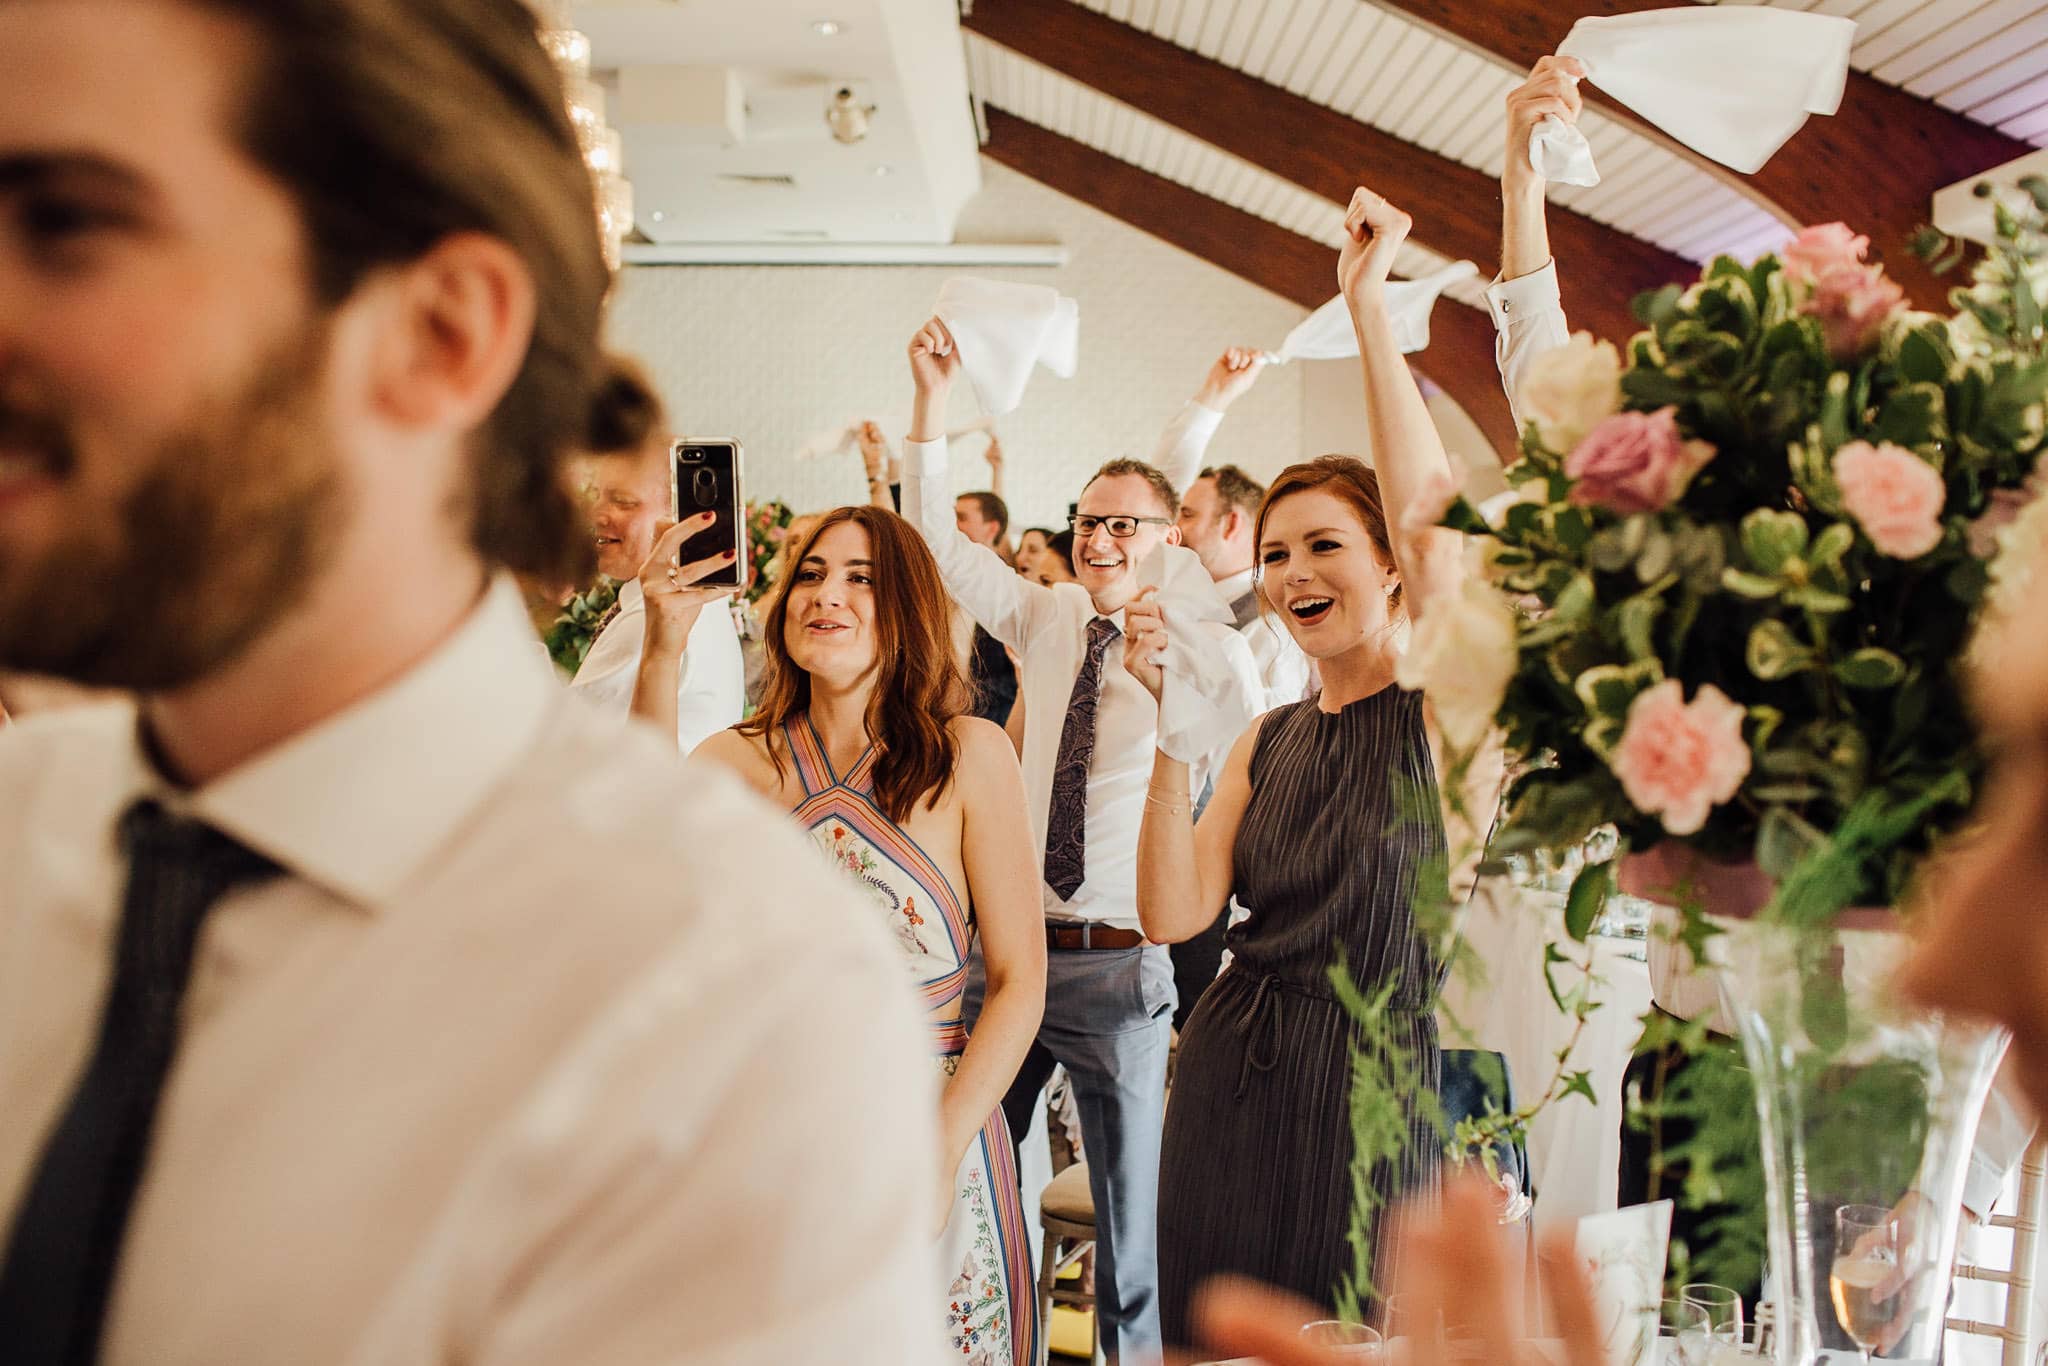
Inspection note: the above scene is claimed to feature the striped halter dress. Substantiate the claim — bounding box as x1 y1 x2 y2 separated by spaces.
783 715 1038 1366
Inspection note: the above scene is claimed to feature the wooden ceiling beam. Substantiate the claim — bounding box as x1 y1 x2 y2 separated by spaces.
1366 0 2035 311
980 106 1520 457
962 0 1694 348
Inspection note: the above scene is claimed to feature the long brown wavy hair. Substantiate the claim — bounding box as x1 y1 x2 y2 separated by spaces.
738 506 971 822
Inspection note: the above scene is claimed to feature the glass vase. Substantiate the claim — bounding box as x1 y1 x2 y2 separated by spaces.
1712 915 2008 1366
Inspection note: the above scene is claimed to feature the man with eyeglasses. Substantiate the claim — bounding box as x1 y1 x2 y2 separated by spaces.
900 321 1263 1363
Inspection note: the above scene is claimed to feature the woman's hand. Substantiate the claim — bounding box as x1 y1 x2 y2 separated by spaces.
909 317 961 400
856 421 890 483
638 513 739 655
1181 1180 1604 1366
1503 55 1587 197
1122 589 1167 701
1337 187 1412 314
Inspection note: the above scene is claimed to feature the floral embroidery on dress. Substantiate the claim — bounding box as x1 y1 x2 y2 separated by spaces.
943 1165 1011 1363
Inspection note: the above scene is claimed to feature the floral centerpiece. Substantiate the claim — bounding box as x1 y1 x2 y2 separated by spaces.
1397 186 2048 1362
744 498 796 603
1424 196 2048 929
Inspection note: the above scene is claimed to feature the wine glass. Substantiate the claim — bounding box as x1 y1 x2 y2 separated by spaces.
1681 1282 1744 1345
1651 1298 1714 1366
1831 1204 1900 1363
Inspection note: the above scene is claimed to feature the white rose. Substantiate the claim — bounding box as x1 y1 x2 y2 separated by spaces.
1395 577 1518 752
1518 331 1624 454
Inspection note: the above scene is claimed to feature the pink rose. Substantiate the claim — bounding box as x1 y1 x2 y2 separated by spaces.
1780 223 1871 285
1608 680 1752 836
1804 262 1906 361
1564 408 1717 515
1778 224 1907 360
1834 441 1947 559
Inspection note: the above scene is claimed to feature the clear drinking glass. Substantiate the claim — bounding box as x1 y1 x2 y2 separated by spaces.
1681 1283 1744 1345
1830 1204 1900 1364
1299 1319 1384 1357
1651 1298 1713 1366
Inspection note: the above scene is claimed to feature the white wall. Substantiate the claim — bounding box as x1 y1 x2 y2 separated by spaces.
605 159 1308 533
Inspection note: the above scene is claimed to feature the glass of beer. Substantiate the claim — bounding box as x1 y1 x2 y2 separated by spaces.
1831 1203 1901 1362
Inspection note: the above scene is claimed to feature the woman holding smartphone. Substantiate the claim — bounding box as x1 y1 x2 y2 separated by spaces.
693 505 1046 1365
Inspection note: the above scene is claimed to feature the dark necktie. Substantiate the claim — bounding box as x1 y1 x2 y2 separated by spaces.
0 800 282 1364
1044 616 1120 901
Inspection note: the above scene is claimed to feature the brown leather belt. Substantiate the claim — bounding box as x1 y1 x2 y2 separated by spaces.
1045 923 1147 950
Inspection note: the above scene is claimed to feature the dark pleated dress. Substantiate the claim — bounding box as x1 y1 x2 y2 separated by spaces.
1157 686 1447 1346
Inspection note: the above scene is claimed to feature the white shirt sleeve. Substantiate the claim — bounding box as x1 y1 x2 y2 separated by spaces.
1150 401 1225 496
1484 260 1572 437
672 601 745 755
902 434 1055 652
1963 1056 2039 1221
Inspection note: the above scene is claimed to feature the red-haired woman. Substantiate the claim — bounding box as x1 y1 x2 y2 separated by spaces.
694 505 1046 1365
1125 189 1506 1341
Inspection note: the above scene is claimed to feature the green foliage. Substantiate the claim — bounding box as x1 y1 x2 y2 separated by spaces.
542 577 621 676
1473 200 2048 908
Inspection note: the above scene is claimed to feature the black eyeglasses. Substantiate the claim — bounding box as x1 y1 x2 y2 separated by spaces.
1069 513 1172 539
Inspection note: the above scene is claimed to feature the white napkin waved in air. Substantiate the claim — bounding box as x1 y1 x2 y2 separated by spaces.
1530 7 1856 187
1134 543 1258 766
1264 260 1481 363
933 277 1080 416
795 415 994 461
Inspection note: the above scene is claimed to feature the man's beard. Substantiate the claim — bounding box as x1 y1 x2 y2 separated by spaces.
0 325 347 691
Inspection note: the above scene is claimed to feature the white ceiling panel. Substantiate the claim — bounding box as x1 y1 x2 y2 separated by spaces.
1718 0 2048 148
1043 0 1793 265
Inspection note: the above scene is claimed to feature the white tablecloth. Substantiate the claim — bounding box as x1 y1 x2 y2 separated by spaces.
1438 878 1655 1228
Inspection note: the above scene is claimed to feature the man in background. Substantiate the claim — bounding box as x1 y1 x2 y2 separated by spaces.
570 357 744 753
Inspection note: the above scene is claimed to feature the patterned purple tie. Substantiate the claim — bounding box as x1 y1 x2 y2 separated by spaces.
1044 616 1120 901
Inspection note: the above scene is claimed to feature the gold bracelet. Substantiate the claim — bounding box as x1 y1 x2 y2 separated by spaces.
1147 783 1190 802
1143 794 1190 816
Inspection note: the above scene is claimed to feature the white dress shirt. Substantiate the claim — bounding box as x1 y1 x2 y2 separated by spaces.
1214 570 1315 713
902 406 1261 930
0 580 942 1366
567 578 744 754
1486 259 1573 433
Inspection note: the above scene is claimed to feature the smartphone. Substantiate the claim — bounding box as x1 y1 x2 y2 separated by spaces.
669 439 747 590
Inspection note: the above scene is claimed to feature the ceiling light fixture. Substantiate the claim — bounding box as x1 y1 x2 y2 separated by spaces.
810 19 842 36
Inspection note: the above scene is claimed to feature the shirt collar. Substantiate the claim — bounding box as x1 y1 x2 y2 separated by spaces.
1213 568 1256 605
129 577 560 909
615 578 644 612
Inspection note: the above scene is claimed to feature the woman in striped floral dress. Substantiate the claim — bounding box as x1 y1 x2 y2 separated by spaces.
696 505 1045 1364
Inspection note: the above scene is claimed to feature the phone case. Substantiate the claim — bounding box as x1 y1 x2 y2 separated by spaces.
669 440 746 590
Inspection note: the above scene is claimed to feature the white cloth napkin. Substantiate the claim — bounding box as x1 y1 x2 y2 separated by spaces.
1135 544 1257 766
1531 7 1856 186
1266 260 1480 363
933 277 1080 416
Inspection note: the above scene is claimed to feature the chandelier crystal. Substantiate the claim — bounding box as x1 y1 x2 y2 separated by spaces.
533 5 633 272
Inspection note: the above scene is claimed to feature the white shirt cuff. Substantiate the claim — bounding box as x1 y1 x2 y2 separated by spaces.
1186 400 1226 427
1485 260 1562 332
1962 1154 2008 1222
903 436 948 478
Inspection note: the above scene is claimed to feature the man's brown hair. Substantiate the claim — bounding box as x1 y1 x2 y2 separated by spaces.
1085 459 1180 519
1198 464 1266 524
584 355 665 458
195 0 612 586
